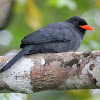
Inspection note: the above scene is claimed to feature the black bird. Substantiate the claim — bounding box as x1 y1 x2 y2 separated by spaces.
0 16 94 72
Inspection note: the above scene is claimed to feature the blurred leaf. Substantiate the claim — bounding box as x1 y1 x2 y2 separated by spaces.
14 0 26 13
29 90 91 100
67 90 91 100
95 0 100 7
76 0 93 12
91 94 100 100
0 93 27 100
47 0 77 10
57 0 77 10
47 0 57 6
89 40 99 50
30 91 70 100
25 0 42 30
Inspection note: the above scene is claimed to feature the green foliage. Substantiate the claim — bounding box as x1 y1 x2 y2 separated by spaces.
29 90 91 100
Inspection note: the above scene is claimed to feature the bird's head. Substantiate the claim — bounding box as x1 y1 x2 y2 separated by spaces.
67 16 94 33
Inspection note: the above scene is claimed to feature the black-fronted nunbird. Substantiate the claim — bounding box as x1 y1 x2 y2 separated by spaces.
0 16 94 72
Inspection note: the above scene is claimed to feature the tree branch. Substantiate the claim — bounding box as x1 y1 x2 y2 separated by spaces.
0 51 100 94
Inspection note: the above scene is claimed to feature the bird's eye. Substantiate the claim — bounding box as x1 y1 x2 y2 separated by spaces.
73 20 78 24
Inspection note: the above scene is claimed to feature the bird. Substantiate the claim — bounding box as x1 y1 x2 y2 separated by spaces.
0 16 94 72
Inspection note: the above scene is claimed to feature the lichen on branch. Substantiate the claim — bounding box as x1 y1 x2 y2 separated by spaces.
0 51 100 94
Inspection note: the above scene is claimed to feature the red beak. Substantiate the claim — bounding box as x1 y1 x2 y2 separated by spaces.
80 25 94 31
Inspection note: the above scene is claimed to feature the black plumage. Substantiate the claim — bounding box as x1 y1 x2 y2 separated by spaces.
0 16 93 72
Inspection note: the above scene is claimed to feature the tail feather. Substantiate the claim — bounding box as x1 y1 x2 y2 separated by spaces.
0 45 34 73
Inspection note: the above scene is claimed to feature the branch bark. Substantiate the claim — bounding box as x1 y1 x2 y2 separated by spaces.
0 51 100 94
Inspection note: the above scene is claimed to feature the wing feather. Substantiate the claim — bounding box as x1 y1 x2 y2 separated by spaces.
20 22 72 48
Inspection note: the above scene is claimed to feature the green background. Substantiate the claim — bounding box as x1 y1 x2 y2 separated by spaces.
0 0 100 100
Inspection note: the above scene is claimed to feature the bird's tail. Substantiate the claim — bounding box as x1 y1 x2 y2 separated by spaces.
0 45 34 73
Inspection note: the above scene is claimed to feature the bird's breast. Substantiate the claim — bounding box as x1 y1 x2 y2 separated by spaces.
72 34 82 51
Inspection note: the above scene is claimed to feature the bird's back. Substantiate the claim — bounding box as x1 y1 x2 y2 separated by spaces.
20 21 82 53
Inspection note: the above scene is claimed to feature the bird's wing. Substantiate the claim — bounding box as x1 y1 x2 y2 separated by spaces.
21 24 73 47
